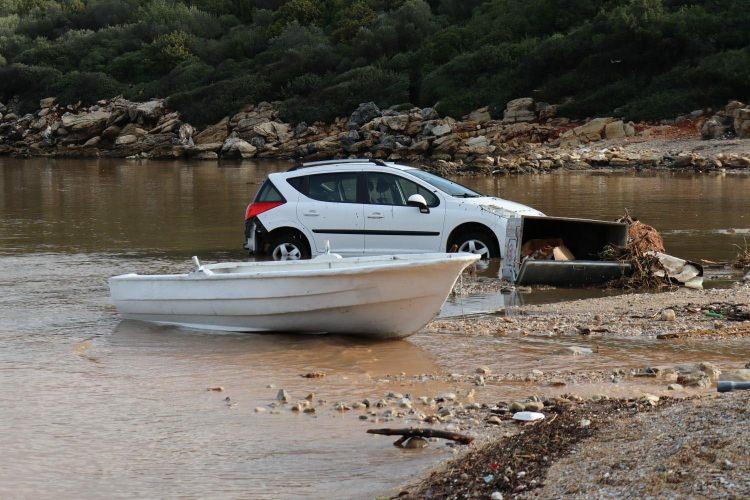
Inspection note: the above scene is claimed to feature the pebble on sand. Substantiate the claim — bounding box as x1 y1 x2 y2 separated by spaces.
660 308 677 321
207 386 224 392
276 389 290 403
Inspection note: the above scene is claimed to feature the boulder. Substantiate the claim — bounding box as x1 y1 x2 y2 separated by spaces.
420 107 439 120
428 123 452 137
115 134 138 146
349 102 381 129
734 108 750 138
604 120 626 139
466 107 491 124
61 110 111 132
503 97 536 123
701 116 730 139
221 137 257 159
39 97 56 109
194 117 229 145
133 99 165 122
381 114 408 131
252 121 291 144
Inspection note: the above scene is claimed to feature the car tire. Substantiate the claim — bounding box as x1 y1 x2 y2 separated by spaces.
453 231 499 260
267 232 311 261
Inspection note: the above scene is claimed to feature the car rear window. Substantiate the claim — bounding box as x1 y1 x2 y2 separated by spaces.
288 173 359 203
255 180 284 202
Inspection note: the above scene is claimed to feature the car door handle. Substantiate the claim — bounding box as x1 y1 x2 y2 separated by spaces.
302 210 319 217
367 212 384 219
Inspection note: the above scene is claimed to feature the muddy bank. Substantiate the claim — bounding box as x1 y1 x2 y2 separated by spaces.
399 392 749 499
1 96 748 174
434 283 750 340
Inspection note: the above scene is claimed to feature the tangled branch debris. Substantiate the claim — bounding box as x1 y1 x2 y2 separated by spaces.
601 211 674 290
732 238 750 270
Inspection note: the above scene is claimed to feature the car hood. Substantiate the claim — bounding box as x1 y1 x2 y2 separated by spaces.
458 196 545 217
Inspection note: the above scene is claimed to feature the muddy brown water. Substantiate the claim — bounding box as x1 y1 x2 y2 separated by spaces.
2 157 750 498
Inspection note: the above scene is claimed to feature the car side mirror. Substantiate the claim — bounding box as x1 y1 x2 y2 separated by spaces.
407 194 430 214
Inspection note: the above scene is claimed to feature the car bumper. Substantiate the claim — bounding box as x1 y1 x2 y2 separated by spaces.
244 218 268 254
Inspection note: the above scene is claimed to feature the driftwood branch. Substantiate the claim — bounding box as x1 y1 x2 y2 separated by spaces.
367 427 474 445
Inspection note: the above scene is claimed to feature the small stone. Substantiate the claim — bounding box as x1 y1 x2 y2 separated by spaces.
509 402 525 412
276 389 290 403
399 398 412 409
487 416 503 425
559 346 593 356
303 407 316 414
476 366 492 375
334 402 351 411
359 414 368 420
254 407 266 413
437 392 456 402
291 403 303 412
376 399 389 408
403 437 429 449
387 392 404 399
524 401 544 412
302 371 326 378
475 375 485 386
660 308 676 321
206 386 224 392
351 402 366 410
667 383 683 391
491 492 503 500
641 393 660 405
305 393 315 401
579 418 591 428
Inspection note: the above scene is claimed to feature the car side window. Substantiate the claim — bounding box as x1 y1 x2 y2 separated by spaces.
306 173 358 203
365 172 439 207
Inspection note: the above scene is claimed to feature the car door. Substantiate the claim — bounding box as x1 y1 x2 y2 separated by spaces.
363 171 446 253
292 171 365 255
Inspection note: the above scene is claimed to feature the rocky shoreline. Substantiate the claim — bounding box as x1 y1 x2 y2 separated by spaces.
1 96 748 174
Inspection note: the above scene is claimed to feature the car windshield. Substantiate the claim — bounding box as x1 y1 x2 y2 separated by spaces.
407 169 483 198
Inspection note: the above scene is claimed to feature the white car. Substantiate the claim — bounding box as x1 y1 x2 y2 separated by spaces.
244 158 544 260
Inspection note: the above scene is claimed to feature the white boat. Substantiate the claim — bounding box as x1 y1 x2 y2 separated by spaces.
108 252 479 339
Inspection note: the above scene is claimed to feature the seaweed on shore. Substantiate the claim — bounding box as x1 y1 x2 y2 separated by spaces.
400 398 670 499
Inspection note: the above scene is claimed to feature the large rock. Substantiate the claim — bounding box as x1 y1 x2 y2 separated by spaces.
734 108 750 138
194 117 229 145
604 120 626 139
252 121 291 144
39 97 56 109
503 97 536 123
61 110 111 132
701 116 730 139
221 137 257 159
115 134 138 146
349 102 381 129
381 114 408 131
133 100 165 122
466 107 491 124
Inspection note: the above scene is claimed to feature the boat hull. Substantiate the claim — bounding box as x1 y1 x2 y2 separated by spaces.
109 253 479 339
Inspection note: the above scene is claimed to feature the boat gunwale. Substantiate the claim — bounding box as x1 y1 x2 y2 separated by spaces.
108 253 480 282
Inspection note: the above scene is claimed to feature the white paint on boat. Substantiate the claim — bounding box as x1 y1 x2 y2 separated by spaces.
109 253 480 339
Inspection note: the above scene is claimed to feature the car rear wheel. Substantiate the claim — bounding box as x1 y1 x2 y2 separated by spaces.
454 231 498 260
268 232 311 261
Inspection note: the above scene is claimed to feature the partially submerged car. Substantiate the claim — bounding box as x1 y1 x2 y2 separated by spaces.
244 159 629 285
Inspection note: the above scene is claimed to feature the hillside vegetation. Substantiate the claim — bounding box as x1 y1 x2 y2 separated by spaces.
0 0 748 127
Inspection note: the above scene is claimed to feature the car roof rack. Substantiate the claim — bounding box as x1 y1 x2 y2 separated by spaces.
288 158 389 171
